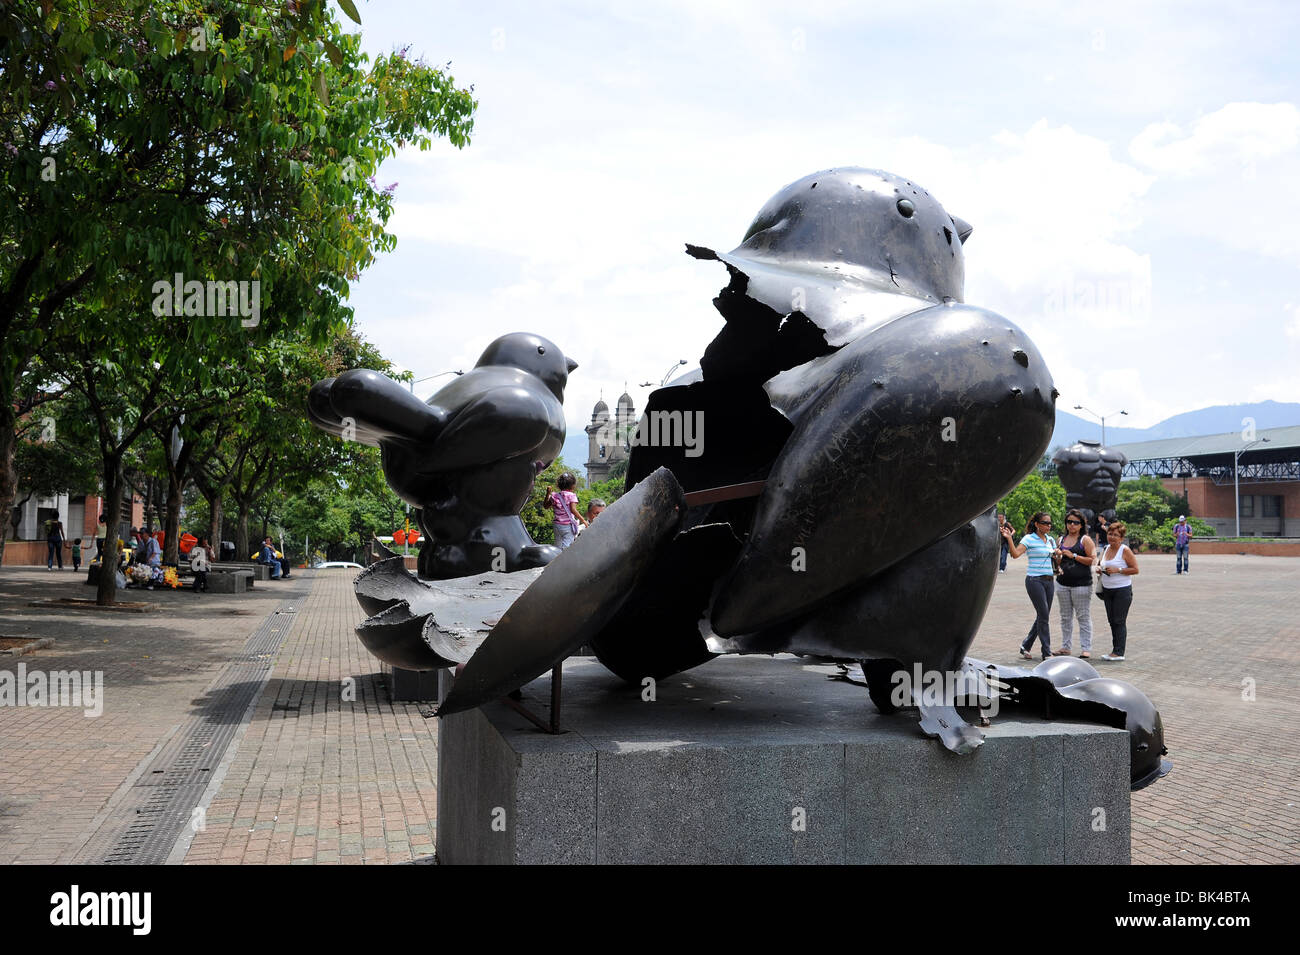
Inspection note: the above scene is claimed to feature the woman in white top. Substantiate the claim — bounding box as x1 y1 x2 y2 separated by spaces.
1097 521 1139 661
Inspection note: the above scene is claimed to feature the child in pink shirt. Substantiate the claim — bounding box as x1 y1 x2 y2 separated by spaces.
547 472 587 549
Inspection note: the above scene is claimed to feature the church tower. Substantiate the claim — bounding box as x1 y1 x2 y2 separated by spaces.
585 390 635 482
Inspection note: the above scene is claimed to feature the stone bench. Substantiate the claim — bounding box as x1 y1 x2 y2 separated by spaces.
210 561 272 581
206 570 255 594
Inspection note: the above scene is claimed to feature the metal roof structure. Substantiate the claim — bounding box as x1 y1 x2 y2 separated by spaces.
1112 424 1300 485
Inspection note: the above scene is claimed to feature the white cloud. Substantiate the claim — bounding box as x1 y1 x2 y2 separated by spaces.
1285 302 1300 339
1130 102 1300 175
344 3 1300 448
372 112 1293 434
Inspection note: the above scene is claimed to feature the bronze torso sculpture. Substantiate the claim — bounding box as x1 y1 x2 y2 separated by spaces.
1053 439 1128 540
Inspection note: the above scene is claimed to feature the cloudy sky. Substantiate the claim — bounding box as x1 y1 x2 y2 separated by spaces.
341 0 1300 468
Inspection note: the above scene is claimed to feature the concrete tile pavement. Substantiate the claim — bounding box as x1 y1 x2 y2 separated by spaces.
181 570 438 865
975 552 1300 864
0 566 305 864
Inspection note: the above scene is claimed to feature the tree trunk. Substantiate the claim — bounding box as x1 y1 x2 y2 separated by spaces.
143 474 155 531
204 490 223 557
160 426 197 565
153 476 165 533
163 476 183 565
96 463 124 606
236 504 250 560
0 403 17 567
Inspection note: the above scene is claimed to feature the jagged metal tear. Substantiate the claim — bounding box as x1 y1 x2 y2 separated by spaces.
960 656 1171 790
352 557 541 670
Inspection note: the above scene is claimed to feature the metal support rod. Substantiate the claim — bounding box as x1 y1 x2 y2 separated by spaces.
683 480 766 508
549 661 562 733
1235 451 1241 538
494 662 564 734
501 696 552 733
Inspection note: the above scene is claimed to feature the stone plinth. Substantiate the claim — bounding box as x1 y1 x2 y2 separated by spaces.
435 656 1131 865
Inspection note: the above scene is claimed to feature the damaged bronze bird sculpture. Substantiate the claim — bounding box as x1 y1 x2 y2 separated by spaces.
309 167 1170 790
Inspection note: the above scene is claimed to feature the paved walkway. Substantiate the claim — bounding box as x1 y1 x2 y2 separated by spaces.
0 567 301 863
975 552 1300 864
182 571 437 864
1 551 1298 864
0 567 437 865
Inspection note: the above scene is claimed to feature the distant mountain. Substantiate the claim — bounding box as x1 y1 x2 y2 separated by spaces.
1051 401 1300 450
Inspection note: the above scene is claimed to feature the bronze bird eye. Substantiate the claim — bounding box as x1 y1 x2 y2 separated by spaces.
537 345 545 354
896 198 915 218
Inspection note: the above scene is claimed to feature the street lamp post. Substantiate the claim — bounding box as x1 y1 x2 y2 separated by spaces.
1073 404 1128 446
1234 438 1271 538
408 369 463 394
639 359 688 389
404 370 463 555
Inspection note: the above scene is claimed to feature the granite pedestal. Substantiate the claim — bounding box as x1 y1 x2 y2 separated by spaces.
436 655 1131 865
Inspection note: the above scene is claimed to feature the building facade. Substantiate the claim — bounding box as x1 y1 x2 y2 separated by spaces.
585 392 637 482
1158 477 1298 538
4 490 144 565
1115 424 1300 538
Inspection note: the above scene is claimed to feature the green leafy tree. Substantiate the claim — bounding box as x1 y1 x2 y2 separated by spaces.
1116 476 1178 527
144 367 258 563
522 456 586 544
3 1 475 602
213 332 380 558
1037 446 1061 481
1136 515 1215 552
279 465 404 561
575 458 627 518
282 480 352 557
582 473 626 513
998 473 1067 538
1106 477 1208 551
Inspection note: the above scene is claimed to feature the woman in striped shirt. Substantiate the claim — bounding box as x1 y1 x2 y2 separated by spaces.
1001 511 1057 660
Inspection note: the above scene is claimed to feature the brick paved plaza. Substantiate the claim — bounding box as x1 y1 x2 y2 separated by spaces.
1 552 1297 864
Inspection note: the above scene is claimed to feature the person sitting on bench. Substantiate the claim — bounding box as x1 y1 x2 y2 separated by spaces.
257 537 291 579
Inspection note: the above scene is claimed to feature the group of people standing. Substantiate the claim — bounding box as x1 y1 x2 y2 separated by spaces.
44 516 104 572
999 509 1138 662
44 515 133 572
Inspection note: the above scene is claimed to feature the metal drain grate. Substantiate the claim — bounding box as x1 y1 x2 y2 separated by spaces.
71 598 300 865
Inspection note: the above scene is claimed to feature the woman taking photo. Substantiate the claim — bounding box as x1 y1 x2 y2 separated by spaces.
1097 520 1140 661
1001 511 1057 660
1053 508 1096 658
